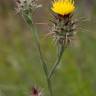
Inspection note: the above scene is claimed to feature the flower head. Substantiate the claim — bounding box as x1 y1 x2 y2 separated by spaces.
32 87 43 96
51 0 75 16
16 0 42 13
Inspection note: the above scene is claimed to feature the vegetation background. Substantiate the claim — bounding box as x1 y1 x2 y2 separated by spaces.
0 0 96 96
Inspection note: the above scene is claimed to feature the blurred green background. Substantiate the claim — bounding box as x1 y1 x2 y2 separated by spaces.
0 0 96 96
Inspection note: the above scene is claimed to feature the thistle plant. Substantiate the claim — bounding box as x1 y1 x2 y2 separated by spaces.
48 0 76 79
16 0 42 24
16 0 52 96
16 0 77 96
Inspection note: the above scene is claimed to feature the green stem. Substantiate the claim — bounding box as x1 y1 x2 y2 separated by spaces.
48 45 65 79
31 25 53 96
22 14 53 96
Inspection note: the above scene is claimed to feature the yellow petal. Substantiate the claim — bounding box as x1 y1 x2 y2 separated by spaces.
51 0 75 16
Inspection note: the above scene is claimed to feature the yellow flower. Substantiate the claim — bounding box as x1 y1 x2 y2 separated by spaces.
51 0 75 16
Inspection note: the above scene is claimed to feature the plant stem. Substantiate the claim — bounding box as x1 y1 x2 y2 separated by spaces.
31 25 53 96
22 14 53 96
48 45 65 79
